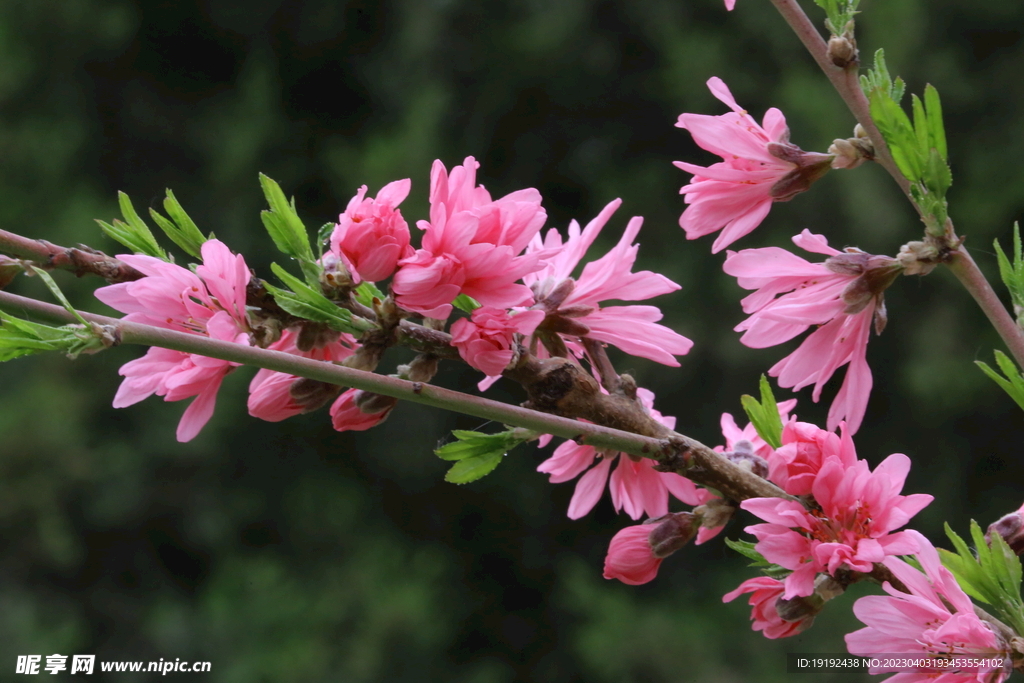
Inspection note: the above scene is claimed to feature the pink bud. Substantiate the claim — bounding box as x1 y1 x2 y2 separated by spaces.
987 503 1024 555
602 524 662 586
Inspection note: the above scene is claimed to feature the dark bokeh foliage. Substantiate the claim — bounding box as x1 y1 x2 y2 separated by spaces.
1 1 1023 681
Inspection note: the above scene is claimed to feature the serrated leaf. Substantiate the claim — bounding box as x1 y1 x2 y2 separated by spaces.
924 84 947 161
444 451 504 484
976 351 1024 413
317 222 336 259
29 267 89 325
924 148 952 198
994 224 1024 323
100 192 168 259
452 293 481 313
264 262 370 334
258 174 314 265
147 189 207 259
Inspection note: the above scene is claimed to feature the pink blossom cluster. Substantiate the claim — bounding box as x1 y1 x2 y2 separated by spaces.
847 531 1010 682
97 156 693 442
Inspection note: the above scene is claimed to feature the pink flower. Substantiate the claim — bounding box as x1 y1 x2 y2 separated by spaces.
724 0 736 9
329 179 414 284
724 230 900 433
603 524 663 586
675 78 832 253
767 420 856 496
330 389 395 431
449 307 545 377
846 531 1010 681
94 240 251 442
723 577 814 639
538 388 712 520
248 328 358 422
523 199 693 366
392 157 547 318
742 452 933 599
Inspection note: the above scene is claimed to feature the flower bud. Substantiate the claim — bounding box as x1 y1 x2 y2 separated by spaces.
723 439 768 478
827 32 858 68
288 377 342 412
775 575 844 621
987 504 1024 555
647 512 699 558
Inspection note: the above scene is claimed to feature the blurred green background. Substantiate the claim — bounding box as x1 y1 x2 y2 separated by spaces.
1 0 1023 681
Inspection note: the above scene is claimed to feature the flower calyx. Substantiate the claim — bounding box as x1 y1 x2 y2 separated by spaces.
766 144 835 201
645 511 699 558
826 250 902 333
826 22 859 69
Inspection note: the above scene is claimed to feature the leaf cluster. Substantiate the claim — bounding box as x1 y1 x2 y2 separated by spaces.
939 521 1024 636
434 428 535 484
811 0 860 36
976 350 1024 415
97 190 210 261
258 174 321 286
862 50 951 233
262 263 373 335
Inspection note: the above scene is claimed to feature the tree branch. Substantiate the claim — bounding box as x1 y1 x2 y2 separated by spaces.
0 288 792 502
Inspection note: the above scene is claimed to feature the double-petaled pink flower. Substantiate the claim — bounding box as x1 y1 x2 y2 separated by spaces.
537 388 711 520
449 307 545 377
94 240 251 442
846 530 1011 682
724 230 901 433
675 78 832 253
247 328 358 422
767 420 854 496
392 156 547 319
723 577 815 639
329 180 414 284
523 199 693 366
742 448 932 599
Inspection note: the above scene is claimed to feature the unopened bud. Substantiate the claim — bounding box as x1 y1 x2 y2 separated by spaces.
724 439 768 478
645 512 699 558
320 251 353 292
354 390 399 415
827 32 858 68
987 504 1024 555
289 378 342 412
399 353 439 383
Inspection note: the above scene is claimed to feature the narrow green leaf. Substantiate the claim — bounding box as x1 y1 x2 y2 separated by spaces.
977 352 1024 413
444 451 504 484
258 173 314 263
264 262 370 333
739 376 784 449
725 538 769 565
912 94 929 162
924 84 947 161
147 189 207 259
29 267 88 326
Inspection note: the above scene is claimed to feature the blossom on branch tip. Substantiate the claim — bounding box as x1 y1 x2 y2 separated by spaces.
537 388 711 520
94 240 252 442
392 156 547 318
449 307 545 377
523 199 693 366
328 180 414 284
675 78 832 253
724 230 901 433
846 530 1011 682
742 449 933 599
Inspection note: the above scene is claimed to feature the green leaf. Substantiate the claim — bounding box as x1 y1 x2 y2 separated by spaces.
316 222 336 259
444 451 505 484
739 375 784 449
147 189 208 259
924 84 947 161
0 311 95 362
264 262 372 334
435 428 534 484
28 267 89 326
259 174 314 260
96 192 168 259
941 521 1024 635
452 294 481 313
725 538 769 565
976 350 1024 414
994 223 1024 323
353 281 385 308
